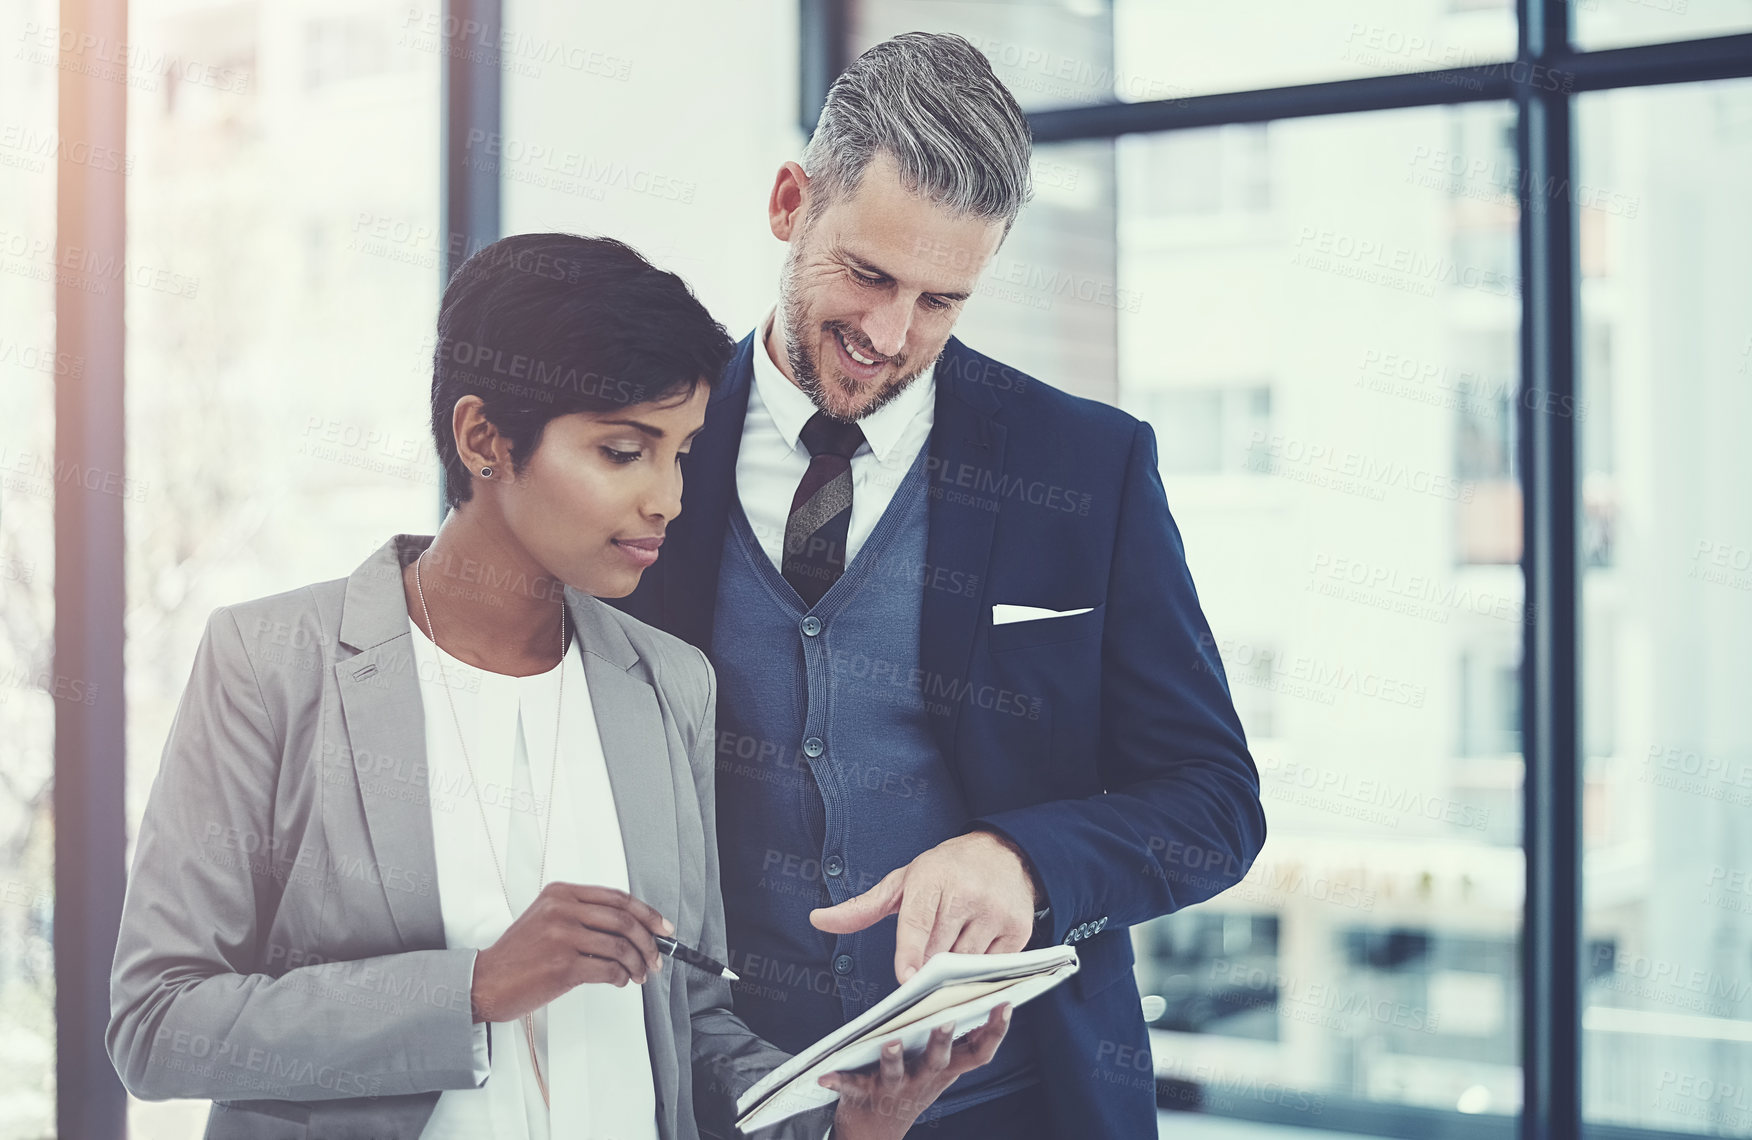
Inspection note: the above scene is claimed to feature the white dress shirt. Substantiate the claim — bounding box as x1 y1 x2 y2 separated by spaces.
737 307 936 571
410 616 658 1140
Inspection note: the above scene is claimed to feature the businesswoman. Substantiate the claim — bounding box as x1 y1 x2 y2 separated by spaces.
107 233 1006 1140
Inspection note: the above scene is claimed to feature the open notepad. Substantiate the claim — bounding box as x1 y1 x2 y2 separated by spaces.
734 946 1080 1132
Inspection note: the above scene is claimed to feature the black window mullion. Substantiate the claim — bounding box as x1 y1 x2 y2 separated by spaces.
1022 34 1752 145
1517 1 1584 1138
800 0 850 135
1552 31 1752 92
1029 67 1515 141
438 0 502 521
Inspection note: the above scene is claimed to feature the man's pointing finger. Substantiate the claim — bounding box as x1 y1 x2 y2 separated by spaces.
809 866 906 934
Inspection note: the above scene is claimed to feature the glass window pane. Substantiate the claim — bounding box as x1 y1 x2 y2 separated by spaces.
954 139 1119 404
123 0 439 1133
1579 77 1752 1135
850 0 1119 112
852 1 1517 110
0 0 60 1132
1574 0 1752 50
1116 0 1516 102
1120 104 1525 1128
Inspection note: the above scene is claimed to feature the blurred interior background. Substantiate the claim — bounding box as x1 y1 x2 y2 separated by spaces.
2 1 1750 1137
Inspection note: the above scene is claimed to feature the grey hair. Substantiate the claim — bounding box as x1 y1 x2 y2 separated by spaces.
800 31 1033 232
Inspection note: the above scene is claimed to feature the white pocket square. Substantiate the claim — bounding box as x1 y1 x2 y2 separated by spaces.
991 604 1095 626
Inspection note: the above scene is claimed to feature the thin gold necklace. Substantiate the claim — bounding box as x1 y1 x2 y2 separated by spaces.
414 549 567 1110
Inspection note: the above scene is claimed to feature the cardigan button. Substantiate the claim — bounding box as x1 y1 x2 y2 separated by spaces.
833 954 855 975
824 855 845 878
801 616 822 637
803 737 825 758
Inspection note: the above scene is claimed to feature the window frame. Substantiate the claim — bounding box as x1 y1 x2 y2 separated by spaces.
797 5 1752 1140
52 0 501 1134
49 1 1752 1136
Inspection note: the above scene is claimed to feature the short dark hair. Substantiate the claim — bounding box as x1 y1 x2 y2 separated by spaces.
430 233 733 511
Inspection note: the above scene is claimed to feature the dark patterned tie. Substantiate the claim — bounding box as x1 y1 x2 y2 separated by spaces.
783 411 866 607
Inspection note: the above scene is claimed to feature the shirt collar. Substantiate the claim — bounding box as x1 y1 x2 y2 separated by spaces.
750 306 935 466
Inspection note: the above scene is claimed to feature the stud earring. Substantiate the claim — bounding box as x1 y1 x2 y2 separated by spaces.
480 466 492 478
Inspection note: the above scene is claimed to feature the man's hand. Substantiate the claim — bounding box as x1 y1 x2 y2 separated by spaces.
809 831 1043 983
822 1004 1011 1140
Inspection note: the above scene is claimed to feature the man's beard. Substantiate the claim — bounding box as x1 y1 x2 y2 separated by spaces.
777 251 933 424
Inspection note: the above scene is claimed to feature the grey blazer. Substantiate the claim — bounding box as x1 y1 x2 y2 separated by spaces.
108 534 827 1140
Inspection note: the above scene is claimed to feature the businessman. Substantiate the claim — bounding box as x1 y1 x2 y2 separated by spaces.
613 31 1266 1139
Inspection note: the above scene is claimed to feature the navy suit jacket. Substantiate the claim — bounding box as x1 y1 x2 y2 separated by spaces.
611 331 1267 1138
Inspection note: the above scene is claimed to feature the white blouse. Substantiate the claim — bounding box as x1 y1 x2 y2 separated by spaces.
409 616 659 1140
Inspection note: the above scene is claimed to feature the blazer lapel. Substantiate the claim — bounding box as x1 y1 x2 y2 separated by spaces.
920 338 1006 764
565 590 682 926
332 541 687 949
334 534 447 951
565 588 683 1122
336 544 688 938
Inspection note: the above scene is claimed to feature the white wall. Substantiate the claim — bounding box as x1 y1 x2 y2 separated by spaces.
501 0 802 340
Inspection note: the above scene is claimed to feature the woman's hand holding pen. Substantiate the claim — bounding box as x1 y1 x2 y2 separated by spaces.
469 883 672 1023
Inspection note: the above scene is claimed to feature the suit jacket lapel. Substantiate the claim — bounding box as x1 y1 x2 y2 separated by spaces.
661 331 755 654
920 338 1006 764
334 534 447 951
